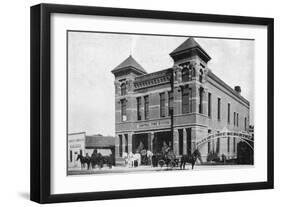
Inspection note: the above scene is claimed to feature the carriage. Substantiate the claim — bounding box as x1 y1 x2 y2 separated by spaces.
152 150 179 168
76 150 114 170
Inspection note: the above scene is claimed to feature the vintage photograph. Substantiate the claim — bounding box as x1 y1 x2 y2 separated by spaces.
67 31 254 175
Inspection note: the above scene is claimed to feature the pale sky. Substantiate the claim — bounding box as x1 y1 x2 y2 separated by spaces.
68 32 254 136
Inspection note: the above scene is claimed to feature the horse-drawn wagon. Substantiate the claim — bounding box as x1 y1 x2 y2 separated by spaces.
151 150 179 168
76 149 114 170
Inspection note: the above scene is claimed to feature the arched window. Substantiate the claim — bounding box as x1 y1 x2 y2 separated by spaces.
121 83 127 96
174 71 177 81
199 69 203 83
192 67 196 77
121 99 127 121
182 68 190 82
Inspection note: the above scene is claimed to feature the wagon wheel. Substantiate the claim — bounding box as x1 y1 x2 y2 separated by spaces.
158 160 165 168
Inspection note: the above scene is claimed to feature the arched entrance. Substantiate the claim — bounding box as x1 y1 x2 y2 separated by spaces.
195 131 254 163
196 131 254 151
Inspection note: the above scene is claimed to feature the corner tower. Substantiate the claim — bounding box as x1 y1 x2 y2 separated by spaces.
111 55 147 97
111 55 146 161
169 37 211 154
169 37 211 114
111 55 147 122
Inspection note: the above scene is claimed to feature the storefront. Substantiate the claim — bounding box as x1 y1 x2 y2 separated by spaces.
68 132 86 170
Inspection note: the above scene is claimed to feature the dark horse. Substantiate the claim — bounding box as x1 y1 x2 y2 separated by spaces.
91 150 107 169
180 149 202 170
90 150 99 169
76 154 91 170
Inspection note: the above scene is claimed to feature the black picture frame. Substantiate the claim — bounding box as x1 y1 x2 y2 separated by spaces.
30 3 274 204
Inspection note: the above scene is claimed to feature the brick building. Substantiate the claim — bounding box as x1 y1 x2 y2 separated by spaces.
111 38 250 162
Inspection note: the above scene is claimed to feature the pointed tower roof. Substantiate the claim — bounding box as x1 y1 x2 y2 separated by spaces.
111 55 147 75
170 37 211 63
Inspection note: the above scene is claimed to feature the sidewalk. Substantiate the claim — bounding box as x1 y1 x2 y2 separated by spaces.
68 164 254 175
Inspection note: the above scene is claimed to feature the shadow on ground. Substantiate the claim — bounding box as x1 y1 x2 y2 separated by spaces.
18 192 29 200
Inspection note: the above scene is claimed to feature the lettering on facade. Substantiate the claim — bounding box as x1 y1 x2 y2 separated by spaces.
69 138 84 143
69 144 82 148
137 120 171 128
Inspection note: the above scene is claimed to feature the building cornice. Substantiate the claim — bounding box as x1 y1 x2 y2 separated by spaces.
134 68 172 90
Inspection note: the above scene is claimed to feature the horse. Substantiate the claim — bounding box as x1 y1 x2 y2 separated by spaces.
105 154 114 169
122 152 129 166
90 150 98 169
128 152 141 167
138 149 153 165
180 149 202 170
91 150 112 169
76 154 91 170
146 150 153 166
96 153 104 169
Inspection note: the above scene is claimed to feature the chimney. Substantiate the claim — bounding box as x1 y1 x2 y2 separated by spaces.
234 86 241 94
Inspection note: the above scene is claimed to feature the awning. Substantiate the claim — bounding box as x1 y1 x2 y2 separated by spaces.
85 135 115 149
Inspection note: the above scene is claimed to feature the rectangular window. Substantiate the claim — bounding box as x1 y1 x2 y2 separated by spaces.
137 97 141 120
244 117 247 131
168 91 173 116
199 88 203 114
227 137 230 153
182 87 190 114
217 98 221 120
160 92 165 117
234 112 236 126
208 93 212 117
237 113 239 126
144 95 149 120
121 99 127 121
227 103 230 124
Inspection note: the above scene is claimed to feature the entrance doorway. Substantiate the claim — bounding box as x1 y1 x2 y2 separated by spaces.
132 133 148 153
178 129 183 155
153 131 173 153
